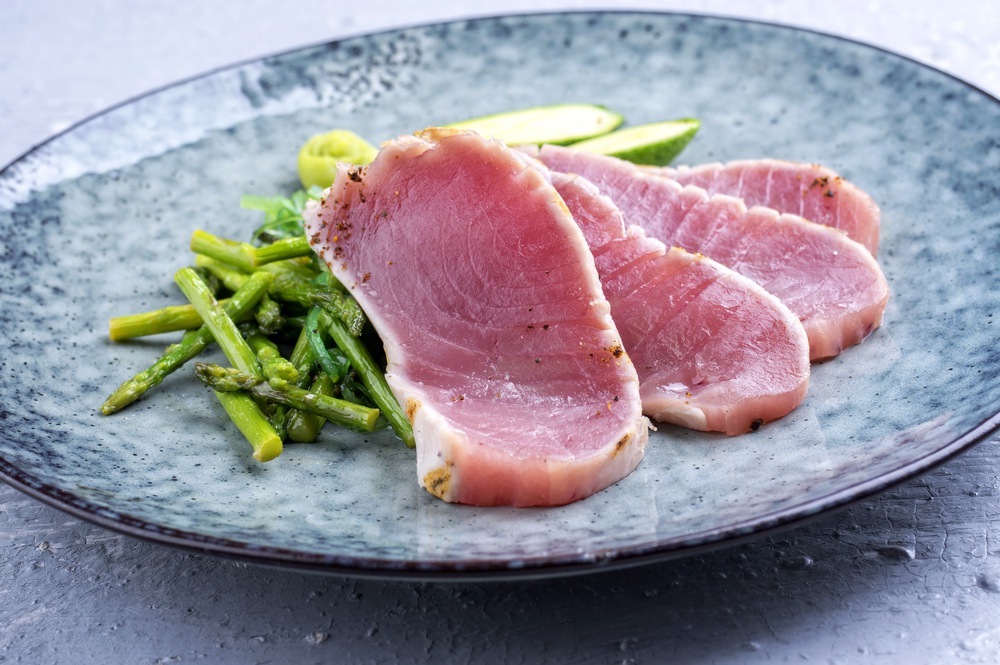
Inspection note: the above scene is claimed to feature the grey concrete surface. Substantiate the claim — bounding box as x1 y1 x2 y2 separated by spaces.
2 1 999 663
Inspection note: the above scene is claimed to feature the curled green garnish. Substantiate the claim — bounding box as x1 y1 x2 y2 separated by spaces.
297 130 378 189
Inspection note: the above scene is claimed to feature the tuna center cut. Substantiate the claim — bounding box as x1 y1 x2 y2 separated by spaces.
548 171 810 435
304 129 649 507
534 145 889 361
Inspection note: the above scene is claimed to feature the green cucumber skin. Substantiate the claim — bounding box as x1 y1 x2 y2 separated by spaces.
571 119 701 166
445 104 625 146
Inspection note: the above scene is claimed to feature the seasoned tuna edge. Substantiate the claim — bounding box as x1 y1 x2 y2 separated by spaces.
303 128 650 507
660 158 881 256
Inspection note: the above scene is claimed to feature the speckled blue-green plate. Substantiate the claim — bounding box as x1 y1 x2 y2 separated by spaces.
1 12 998 580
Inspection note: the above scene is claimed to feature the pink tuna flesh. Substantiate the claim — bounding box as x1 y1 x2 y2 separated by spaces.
550 171 810 435
533 145 889 362
304 129 649 507
661 159 881 256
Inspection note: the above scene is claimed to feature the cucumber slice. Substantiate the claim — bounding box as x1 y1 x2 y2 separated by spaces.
445 104 624 146
569 118 701 166
298 129 379 189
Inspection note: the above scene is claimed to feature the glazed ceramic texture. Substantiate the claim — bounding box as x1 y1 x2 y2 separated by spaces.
0 12 998 578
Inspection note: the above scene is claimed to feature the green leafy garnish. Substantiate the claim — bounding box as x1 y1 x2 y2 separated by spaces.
240 187 323 245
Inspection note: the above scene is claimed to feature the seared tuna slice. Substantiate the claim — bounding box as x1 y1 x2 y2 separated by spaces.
661 159 881 256
534 145 889 361
304 129 648 507
551 171 810 435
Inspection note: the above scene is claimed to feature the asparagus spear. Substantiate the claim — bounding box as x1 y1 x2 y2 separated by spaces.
245 329 298 382
100 271 273 415
281 323 325 442
109 299 230 341
213 391 283 463
106 272 297 341
193 254 250 292
251 235 312 265
242 328 296 439
269 272 366 337
305 307 349 383
190 230 313 271
195 363 380 433
255 257 320 283
190 230 258 271
287 322 317 377
174 268 282 462
324 314 414 448
174 268 261 374
194 255 366 336
285 373 335 443
253 293 285 335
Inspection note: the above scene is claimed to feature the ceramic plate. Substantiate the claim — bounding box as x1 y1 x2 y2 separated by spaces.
1 12 999 580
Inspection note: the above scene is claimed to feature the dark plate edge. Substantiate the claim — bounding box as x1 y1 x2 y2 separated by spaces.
2 409 998 581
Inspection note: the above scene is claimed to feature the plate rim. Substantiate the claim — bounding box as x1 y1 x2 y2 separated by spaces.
3 411 998 581
2 9 1000 580
4 8 998 176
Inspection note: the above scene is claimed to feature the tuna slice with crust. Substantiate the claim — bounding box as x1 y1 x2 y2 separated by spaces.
549 171 810 435
303 128 649 507
533 145 889 361
660 159 881 256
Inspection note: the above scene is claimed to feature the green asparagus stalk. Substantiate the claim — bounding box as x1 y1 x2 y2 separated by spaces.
175 268 283 461
109 259 317 342
194 255 366 337
174 267 261 375
246 330 298 383
193 254 251 292
109 299 231 340
214 391 283 462
194 255 320 293
288 322 317 376
106 259 305 339
256 257 321 283
195 363 380 433
191 266 224 296
305 307 349 383
100 271 273 415
285 373 336 443
243 328 296 440
253 293 285 335
324 315 414 448
191 230 313 271
251 235 312 265
190 230 258 271
281 323 323 442
270 272 366 337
